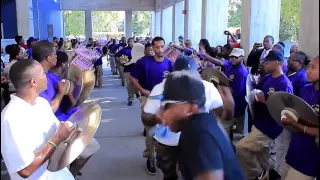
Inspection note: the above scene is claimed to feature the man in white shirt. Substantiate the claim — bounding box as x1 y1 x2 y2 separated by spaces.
1 60 75 180
143 56 235 180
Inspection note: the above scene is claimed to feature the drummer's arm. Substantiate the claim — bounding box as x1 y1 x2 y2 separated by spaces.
51 93 64 113
289 121 319 137
203 53 224 67
17 136 63 178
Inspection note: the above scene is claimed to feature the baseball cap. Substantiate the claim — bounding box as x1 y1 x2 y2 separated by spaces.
27 37 38 42
178 36 184 42
263 50 286 63
162 71 206 108
229 48 244 57
174 55 198 72
273 44 284 53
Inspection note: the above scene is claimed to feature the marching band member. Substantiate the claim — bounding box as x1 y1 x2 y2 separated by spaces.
144 43 153 56
157 70 245 180
115 38 139 106
92 41 104 88
236 50 293 180
108 39 118 75
247 35 274 75
281 56 319 180
114 37 127 86
272 43 287 72
201 48 248 141
129 37 174 175
1 60 75 180
32 41 100 178
143 56 234 180
286 51 308 95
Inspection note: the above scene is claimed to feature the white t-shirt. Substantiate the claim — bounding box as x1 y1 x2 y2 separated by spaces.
144 79 224 146
1 95 74 180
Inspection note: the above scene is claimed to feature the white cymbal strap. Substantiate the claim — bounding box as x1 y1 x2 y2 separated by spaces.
281 109 299 122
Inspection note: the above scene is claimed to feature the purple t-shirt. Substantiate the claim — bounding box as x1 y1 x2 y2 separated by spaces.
223 60 248 117
116 46 134 72
39 72 80 121
286 68 307 96
130 56 174 92
254 74 293 139
286 84 319 177
94 47 103 66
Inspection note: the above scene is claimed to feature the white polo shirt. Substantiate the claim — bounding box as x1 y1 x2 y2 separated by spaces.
144 79 224 146
1 95 74 180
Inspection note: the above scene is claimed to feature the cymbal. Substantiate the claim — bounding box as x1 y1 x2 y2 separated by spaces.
75 70 95 106
267 92 318 132
201 67 230 87
60 65 83 113
48 102 102 172
246 74 257 119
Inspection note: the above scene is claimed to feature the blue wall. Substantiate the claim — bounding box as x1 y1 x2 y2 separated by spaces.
32 0 63 40
1 0 18 39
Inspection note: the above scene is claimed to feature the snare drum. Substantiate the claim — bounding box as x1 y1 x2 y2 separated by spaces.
164 47 181 62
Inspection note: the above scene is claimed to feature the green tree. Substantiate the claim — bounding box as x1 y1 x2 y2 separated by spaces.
279 0 301 41
228 0 242 28
132 11 151 36
64 11 85 37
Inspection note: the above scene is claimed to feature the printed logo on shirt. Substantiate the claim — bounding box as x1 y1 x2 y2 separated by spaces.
229 75 234 81
312 104 319 117
267 87 275 95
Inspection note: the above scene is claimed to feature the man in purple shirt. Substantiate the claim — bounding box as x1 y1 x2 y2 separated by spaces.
26 37 37 59
286 51 308 95
108 39 117 75
114 37 127 86
236 50 293 180
32 41 99 178
281 56 319 180
129 36 174 175
201 48 248 141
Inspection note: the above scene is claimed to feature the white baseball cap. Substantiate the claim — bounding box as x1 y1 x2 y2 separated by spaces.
230 48 245 57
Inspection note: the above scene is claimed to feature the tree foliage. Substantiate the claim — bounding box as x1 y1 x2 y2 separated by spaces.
132 11 151 36
227 0 301 42
64 11 85 37
279 0 301 41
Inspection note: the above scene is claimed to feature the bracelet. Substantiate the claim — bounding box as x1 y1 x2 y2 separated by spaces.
303 126 307 134
48 141 58 148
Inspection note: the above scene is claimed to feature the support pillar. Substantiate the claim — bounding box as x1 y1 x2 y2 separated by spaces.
187 0 202 47
85 10 92 40
151 11 156 38
241 0 281 60
162 6 173 43
155 11 161 36
175 1 185 41
125 11 133 38
16 0 34 38
172 3 176 42
201 0 207 39
183 0 189 41
298 0 319 59
205 0 228 46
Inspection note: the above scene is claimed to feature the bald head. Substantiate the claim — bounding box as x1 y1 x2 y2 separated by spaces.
9 60 40 90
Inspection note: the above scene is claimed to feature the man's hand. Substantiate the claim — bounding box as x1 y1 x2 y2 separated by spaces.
53 121 76 144
255 92 266 104
281 113 297 126
141 89 151 97
57 80 69 95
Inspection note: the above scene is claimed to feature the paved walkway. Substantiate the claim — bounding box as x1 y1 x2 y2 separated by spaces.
78 67 162 180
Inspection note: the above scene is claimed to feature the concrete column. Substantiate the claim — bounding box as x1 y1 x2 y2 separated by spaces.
187 0 202 47
125 11 133 38
85 10 92 40
298 0 319 59
160 10 163 37
155 11 161 36
184 0 189 41
151 11 156 38
172 3 176 42
175 1 184 41
241 0 281 60
162 6 173 43
16 0 34 38
201 0 207 39
206 0 228 46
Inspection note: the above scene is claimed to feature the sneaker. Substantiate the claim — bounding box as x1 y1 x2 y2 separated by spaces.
121 81 125 86
127 101 133 106
146 158 156 175
135 93 140 99
143 128 146 137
